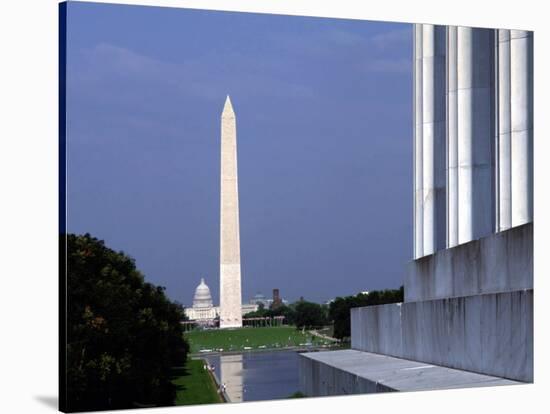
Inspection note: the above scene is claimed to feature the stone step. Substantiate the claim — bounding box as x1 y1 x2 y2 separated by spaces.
299 349 521 397
351 289 533 382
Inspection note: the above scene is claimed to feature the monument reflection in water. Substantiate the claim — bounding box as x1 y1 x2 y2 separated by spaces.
220 355 244 403
205 351 301 402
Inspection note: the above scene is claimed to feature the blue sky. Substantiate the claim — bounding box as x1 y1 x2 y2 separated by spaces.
66 2 413 304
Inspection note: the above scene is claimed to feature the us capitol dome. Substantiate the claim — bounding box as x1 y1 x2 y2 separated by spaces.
185 278 218 324
184 277 258 326
193 278 214 308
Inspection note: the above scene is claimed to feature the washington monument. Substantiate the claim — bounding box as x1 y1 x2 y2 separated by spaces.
219 95 243 328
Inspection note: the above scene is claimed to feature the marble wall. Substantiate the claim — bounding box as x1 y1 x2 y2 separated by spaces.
351 289 533 382
299 351 394 397
406 223 532 302
299 349 519 397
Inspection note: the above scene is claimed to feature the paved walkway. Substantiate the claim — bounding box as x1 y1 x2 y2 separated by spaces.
308 330 340 343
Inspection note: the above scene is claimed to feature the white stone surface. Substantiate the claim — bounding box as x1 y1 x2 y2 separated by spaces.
496 30 533 231
457 27 494 244
184 304 257 321
219 96 243 328
414 25 532 257
447 26 459 248
414 24 447 258
414 24 424 258
299 349 519 397
497 29 512 231
185 306 218 321
405 223 533 302
350 289 533 382
510 31 533 227
351 302 402 356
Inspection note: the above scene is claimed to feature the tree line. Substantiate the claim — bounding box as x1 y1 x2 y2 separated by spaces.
63 232 403 410
328 287 404 340
244 300 329 329
244 286 403 339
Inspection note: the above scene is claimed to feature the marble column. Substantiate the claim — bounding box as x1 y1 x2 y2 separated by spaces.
497 30 512 231
414 24 423 259
446 26 459 247
456 27 495 244
413 25 532 259
414 24 447 258
510 30 534 227
219 95 243 328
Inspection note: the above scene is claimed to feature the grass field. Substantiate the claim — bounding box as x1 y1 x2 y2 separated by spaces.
184 326 331 353
172 359 222 405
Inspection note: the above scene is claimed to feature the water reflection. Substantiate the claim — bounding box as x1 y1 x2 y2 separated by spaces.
206 351 300 402
220 354 243 402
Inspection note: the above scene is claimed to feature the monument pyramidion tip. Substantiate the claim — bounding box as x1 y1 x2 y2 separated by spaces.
222 95 235 117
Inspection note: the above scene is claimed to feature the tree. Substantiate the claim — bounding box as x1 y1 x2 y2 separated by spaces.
276 304 296 325
329 287 404 340
243 302 297 324
65 233 189 411
293 301 328 329
243 303 268 319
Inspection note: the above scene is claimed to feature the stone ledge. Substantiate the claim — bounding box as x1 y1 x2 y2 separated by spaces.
299 349 520 397
351 289 533 382
406 223 532 303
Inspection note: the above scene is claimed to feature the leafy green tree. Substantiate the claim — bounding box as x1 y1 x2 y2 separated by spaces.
243 302 297 325
276 304 297 325
328 287 404 340
65 233 189 411
293 301 328 329
243 303 268 319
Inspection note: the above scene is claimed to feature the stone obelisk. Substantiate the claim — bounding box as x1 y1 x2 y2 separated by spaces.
219 95 242 328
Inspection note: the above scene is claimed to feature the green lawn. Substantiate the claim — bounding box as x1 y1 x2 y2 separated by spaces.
184 326 329 353
172 359 222 405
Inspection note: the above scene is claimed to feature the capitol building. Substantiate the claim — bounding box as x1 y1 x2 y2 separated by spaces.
184 278 218 323
185 278 257 326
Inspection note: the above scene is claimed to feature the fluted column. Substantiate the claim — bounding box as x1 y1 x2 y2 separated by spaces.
414 24 446 258
414 24 423 258
413 25 531 260
446 26 459 247
456 27 495 244
497 30 512 231
510 30 533 226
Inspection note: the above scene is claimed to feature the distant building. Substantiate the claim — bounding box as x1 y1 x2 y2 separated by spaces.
249 292 271 308
240 303 258 315
249 290 288 309
272 288 282 309
185 278 217 325
184 278 258 325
